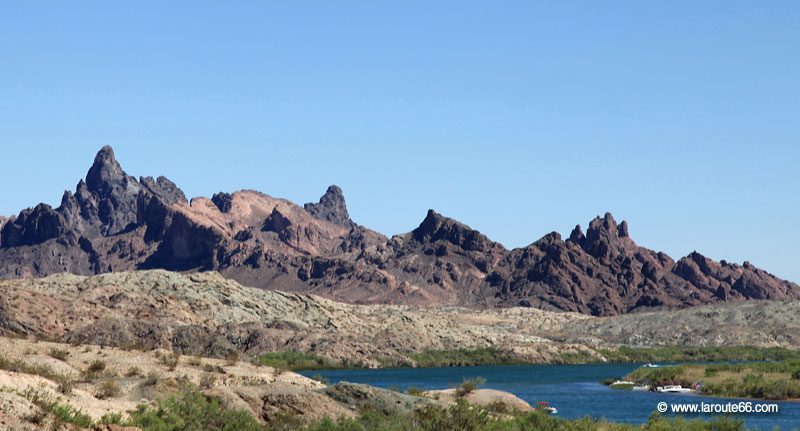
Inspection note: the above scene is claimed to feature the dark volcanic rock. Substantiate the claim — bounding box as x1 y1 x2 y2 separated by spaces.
211 192 233 213
304 185 354 228
140 176 187 205
411 209 496 253
0 146 797 316
0 204 67 247
82 145 143 235
263 208 292 234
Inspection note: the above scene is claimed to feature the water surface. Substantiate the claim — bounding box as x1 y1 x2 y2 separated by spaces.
303 363 800 430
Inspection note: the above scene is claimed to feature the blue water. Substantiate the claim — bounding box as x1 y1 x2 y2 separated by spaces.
302 363 800 430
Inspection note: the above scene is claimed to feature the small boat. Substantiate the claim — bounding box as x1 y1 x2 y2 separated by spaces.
643 363 661 368
656 385 693 394
609 380 634 389
632 385 650 391
536 401 558 414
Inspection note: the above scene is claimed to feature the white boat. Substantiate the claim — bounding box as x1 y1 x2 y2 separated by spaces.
610 380 635 387
643 363 661 368
656 385 693 393
536 402 558 414
632 385 650 391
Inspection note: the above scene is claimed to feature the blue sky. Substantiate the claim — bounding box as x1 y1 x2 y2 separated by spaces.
1 1 799 281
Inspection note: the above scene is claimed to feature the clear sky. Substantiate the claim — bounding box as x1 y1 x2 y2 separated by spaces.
1 1 798 281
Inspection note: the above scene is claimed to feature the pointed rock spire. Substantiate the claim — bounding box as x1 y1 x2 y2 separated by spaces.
304 185 354 228
568 224 585 244
583 212 621 259
78 146 142 235
619 220 630 238
86 146 127 196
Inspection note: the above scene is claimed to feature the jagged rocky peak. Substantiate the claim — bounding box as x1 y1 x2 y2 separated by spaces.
304 185 353 228
78 146 143 235
85 146 137 196
581 212 635 259
619 220 629 237
211 192 234 213
0 204 66 247
588 212 619 235
140 176 187 205
411 209 497 252
568 224 585 244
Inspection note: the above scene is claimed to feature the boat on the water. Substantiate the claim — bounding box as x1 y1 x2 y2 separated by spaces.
632 384 650 391
656 385 693 394
643 363 661 368
609 380 635 389
537 401 558 414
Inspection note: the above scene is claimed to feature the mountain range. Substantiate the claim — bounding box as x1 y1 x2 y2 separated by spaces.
1 146 796 316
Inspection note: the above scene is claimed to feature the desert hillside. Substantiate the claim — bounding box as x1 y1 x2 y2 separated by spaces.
0 270 596 367
2 270 800 371
0 336 538 430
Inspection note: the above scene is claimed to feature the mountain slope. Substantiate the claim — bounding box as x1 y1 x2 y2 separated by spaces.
0 146 796 315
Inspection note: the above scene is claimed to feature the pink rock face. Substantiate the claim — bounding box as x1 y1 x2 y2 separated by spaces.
0 146 797 316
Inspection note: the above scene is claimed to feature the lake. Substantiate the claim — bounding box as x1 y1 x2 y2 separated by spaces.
302 363 800 430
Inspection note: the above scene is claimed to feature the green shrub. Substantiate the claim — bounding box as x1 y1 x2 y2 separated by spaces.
258 351 338 371
406 386 425 396
86 359 106 374
410 347 519 368
99 412 124 425
0 355 60 380
128 389 264 431
96 379 122 399
48 348 70 361
601 345 800 364
50 403 94 428
225 350 241 366
55 373 75 395
160 352 181 371
126 366 143 377
203 363 226 373
294 402 745 431
455 377 486 397
142 371 161 387
199 373 218 390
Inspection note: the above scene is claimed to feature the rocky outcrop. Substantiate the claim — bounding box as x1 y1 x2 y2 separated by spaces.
423 389 532 412
0 270 594 365
140 175 187 205
304 185 354 228
411 210 498 253
0 204 66 247
558 299 800 348
80 145 143 235
0 335 331 427
0 146 797 316
324 383 436 416
479 213 796 315
0 335 537 428
211 192 233 213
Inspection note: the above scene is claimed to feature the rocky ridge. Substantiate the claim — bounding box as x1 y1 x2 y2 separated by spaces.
557 299 800 348
0 270 595 367
3 270 800 372
0 146 797 316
